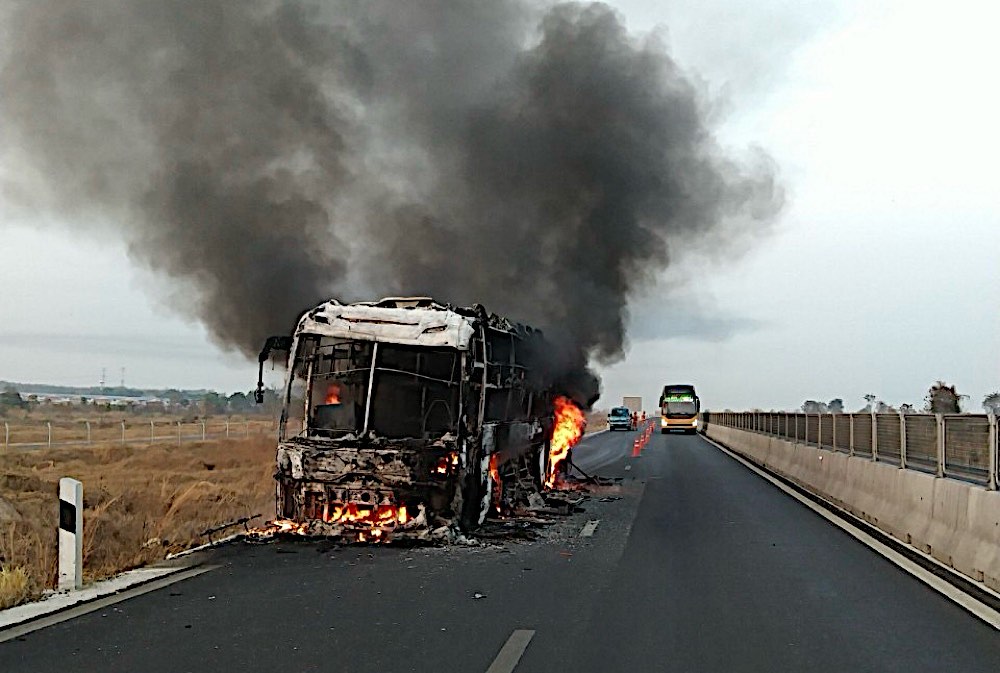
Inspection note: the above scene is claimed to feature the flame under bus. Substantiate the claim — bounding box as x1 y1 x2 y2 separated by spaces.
257 297 558 539
660 384 700 434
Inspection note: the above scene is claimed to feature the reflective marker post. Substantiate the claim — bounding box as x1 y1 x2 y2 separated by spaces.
58 477 83 591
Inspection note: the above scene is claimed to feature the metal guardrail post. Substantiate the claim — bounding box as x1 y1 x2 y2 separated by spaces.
793 414 799 443
47 421 52 449
831 414 837 450
871 414 878 462
121 420 126 447
150 420 155 445
848 413 855 456
899 412 907 470
201 421 206 441
935 413 945 477
988 414 997 491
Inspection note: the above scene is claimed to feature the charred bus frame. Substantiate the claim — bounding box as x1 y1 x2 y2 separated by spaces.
256 297 555 535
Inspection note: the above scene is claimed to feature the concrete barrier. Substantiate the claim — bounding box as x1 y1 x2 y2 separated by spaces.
706 425 1000 592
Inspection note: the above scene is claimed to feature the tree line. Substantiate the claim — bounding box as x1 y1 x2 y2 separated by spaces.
0 385 283 417
802 382 1000 415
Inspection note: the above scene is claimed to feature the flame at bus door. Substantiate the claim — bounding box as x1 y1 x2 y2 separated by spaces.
489 453 500 485
489 453 502 512
324 383 342 405
546 395 586 488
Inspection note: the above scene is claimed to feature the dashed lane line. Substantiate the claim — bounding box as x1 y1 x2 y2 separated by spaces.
485 629 535 673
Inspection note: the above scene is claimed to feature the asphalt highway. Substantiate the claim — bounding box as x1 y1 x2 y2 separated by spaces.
3 429 999 672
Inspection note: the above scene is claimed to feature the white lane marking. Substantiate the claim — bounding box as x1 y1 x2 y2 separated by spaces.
624 465 632 471
0 565 218 643
486 629 535 673
579 520 601 538
702 435 1000 631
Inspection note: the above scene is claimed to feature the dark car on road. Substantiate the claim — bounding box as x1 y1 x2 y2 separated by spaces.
608 406 635 431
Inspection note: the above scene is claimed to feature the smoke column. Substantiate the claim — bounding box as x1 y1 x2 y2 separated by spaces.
0 1 782 404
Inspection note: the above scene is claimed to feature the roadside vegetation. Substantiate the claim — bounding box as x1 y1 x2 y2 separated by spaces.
0 436 275 609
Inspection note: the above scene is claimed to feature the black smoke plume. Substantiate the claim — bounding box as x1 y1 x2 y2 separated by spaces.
0 1 782 405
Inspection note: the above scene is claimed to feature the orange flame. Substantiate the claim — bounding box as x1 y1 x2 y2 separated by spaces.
324 383 342 405
434 451 460 475
269 518 309 535
254 503 411 542
546 395 585 488
489 453 500 485
489 453 502 513
324 503 409 528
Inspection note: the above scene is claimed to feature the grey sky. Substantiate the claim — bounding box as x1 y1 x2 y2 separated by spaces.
1 1 997 412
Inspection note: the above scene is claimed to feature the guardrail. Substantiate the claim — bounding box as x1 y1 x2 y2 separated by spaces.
704 411 998 491
1 418 276 451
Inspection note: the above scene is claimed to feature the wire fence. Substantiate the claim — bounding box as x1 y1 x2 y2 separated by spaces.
704 411 998 490
1 418 276 451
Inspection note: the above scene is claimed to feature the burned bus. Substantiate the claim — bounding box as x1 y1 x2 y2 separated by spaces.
255 297 563 538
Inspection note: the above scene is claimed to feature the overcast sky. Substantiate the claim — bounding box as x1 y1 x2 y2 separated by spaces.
1 1 997 412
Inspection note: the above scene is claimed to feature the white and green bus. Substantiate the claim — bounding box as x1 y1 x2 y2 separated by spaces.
659 384 700 434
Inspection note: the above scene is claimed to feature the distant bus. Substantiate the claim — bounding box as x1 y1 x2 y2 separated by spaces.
659 384 700 434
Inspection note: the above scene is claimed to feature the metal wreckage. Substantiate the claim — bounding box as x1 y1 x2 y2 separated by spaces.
254 297 588 542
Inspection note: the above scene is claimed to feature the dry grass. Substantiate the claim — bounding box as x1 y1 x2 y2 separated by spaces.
585 409 608 432
0 436 276 608
0 565 31 609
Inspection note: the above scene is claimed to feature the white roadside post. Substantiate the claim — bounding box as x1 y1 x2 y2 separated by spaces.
58 477 84 591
